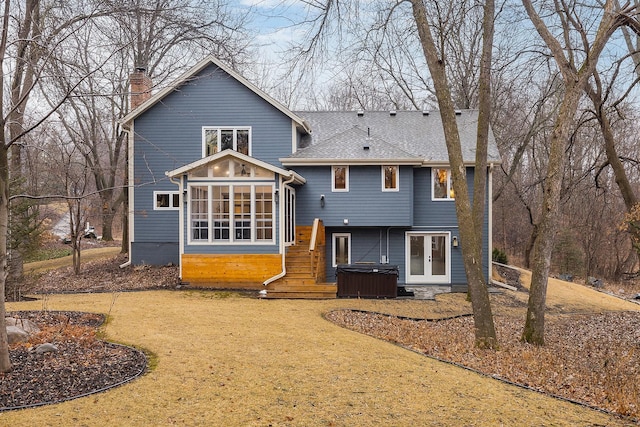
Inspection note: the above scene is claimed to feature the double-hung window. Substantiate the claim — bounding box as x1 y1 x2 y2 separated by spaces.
432 168 455 200
382 165 399 191
189 183 274 244
203 127 251 156
332 165 349 192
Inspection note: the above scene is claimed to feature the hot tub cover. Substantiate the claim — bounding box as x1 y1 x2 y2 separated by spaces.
336 264 398 275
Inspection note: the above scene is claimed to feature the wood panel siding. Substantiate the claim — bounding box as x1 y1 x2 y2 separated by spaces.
182 254 281 288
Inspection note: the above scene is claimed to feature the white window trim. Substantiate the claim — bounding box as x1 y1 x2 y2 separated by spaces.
382 165 399 192
187 182 275 245
431 168 455 201
153 191 180 210
332 232 351 267
405 231 451 284
331 165 349 192
202 127 252 157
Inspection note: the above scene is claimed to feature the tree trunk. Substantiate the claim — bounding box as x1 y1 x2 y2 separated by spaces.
586 77 637 211
0 146 12 373
410 0 497 348
522 87 581 345
520 0 620 345
101 199 116 242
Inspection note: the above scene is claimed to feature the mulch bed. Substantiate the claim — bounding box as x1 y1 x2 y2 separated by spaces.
326 308 640 421
1 311 147 411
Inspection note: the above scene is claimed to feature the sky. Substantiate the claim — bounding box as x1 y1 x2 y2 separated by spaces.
235 0 310 59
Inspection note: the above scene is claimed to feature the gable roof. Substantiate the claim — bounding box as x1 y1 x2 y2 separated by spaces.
282 126 423 165
286 110 502 165
166 149 306 184
120 56 311 134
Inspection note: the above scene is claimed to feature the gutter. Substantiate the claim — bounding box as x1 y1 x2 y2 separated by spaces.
263 172 297 287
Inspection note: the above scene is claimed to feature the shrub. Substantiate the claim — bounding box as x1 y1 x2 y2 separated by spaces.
492 248 508 264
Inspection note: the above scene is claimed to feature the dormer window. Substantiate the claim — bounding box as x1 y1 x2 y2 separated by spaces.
203 127 251 156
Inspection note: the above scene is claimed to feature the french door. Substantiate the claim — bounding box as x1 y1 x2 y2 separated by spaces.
406 232 450 284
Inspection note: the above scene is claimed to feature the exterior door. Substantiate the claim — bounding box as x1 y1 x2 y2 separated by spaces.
406 232 450 284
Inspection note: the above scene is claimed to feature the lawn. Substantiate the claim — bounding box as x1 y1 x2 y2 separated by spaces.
2 285 638 426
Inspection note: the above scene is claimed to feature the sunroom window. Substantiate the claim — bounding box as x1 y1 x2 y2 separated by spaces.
433 168 455 200
203 127 251 156
189 183 274 244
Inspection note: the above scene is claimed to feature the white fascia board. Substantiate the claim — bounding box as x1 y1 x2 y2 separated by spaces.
166 149 305 184
119 56 311 134
280 158 423 166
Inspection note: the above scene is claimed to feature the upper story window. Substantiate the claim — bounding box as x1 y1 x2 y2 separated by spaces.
154 191 180 210
382 165 399 191
203 127 251 157
332 165 349 192
433 168 455 200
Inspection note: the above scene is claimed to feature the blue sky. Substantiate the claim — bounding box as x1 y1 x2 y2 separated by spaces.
235 0 310 57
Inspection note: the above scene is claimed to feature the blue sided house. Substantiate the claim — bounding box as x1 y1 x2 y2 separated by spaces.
119 56 502 298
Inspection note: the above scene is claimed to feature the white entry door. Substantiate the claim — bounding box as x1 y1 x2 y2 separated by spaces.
406 232 450 284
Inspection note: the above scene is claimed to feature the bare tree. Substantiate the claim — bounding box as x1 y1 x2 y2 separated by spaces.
0 0 121 373
284 0 499 347
520 0 627 345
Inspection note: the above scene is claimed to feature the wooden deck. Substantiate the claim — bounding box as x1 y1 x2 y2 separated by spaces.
265 221 336 299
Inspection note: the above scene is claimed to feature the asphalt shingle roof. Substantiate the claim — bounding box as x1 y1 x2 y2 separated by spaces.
285 110 502 164
286 126 422 163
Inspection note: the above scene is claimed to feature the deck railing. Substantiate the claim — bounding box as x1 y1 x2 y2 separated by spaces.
309 219 325 281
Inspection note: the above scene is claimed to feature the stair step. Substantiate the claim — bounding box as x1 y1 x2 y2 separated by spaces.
263 291 336 299
268 284 336 292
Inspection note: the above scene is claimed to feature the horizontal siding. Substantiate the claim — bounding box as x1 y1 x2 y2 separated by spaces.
132 63 295 263
294 165 413 227
323 226 470 285
131 242 179 265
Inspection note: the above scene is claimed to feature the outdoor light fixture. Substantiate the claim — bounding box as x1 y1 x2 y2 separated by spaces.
343 218 349 225
452 236 459 247
320 194 325 207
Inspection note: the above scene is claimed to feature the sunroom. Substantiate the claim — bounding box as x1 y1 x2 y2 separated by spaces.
166 149 305 287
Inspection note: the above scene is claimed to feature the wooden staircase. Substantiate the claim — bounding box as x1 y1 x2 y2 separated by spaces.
264 221 336 299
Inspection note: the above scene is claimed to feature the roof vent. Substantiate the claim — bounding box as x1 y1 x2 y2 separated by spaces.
422 110 430 116
363 144 370 150
455 110 462 115
357 110 364 117
389 110 396 116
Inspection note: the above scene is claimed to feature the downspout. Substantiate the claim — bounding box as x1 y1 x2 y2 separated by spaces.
119 123 133 269
263 172 297 287
488 163 494 282
167 174 183 279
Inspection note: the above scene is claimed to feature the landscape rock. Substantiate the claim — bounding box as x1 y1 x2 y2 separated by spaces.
588 276 604 288
5 317 40 334
35 343 58 354
6 325 29 344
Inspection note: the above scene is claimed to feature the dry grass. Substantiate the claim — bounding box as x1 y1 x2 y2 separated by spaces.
24 247 121 275
2 285 638 426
